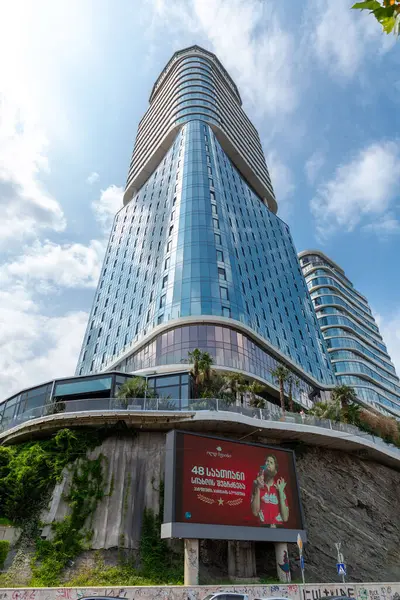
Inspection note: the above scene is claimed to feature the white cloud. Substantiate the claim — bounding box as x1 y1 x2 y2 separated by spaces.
0 1 101 145
310 0 385 78
374 311 400 377
0 240 98 397
0 177 128 400
92 184 123 232
0 284 87 397
305 151 325 185
266 151 295 221
150 0 298 118
310 141 400 240
0 96 66 246
362 213 400 239
0 239 104 292
87 171 99 185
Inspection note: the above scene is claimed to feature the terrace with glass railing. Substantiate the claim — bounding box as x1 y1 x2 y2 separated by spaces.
1 396 399 468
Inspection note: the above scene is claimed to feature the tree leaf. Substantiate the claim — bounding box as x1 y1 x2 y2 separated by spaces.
373 6 395 19
352 1 382 10
380 15 396 33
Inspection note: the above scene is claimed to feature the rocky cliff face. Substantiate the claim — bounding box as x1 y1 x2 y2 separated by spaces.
39 434 400 582
295 445 400 582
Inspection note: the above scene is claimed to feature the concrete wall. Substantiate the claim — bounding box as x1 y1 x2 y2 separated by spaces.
0 526 20 545
1 583 399 600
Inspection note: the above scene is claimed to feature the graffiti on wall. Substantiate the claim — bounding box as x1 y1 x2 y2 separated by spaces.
0 584 398 600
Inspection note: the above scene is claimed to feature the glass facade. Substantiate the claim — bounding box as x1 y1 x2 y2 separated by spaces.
114 324 316 408
299 251 400 418
0 371 190 432
125 46 276 212
75 45 336 403
76 120 334 392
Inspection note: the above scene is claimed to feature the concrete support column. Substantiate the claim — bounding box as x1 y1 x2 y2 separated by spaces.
274 542 291 582
228 540 257 579
184 538 199 585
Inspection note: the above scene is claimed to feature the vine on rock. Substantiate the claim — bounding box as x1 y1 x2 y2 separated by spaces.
31 453 105 586
139 480 183 584
0 428 105 586
0 428 102 525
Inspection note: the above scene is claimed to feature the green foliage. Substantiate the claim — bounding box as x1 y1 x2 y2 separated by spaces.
308 386 400 448
331 384 358 407
0 428 101 524
187 349 272 406
31 453 105 586
352 0 400 36
309 399 342 421
117 377 155 402
357 409 400 446
309 385 358 422
247 380 267 408
287 374 301 412
0 428 105 585
65 559 182 586
0 540 10 569
188 349 214 397
139 507 183 584
342 401 361 424
271 365 290 412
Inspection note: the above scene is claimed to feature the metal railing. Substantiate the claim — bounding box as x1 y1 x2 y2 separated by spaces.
1 397 399 457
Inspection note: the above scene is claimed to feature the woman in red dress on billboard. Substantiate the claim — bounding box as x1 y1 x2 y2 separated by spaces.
250 454 289 527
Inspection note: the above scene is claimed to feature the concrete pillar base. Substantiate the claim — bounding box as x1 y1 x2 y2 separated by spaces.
275 542 291 582
228 540 256 579
184 538 199 585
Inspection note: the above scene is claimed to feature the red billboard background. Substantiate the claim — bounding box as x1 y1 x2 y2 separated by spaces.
174 432 303 530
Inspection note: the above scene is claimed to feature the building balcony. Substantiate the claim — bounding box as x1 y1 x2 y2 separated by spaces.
1 397 399 470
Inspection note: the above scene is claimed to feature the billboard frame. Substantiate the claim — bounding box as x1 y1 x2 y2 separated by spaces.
161 430 307 543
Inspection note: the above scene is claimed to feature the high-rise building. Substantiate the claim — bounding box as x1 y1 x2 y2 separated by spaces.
299 250 400 418
76 46 335 408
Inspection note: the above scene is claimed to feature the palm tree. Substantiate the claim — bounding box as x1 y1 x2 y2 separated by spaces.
271 366 289 413
343 402 361 426
287 374 300 412
188 349 202 397
222 372 246 403
246 381 266 408
309 399 341 421
188 349 214 397
199 351 214 385
331 385 358 408
117 377 154 407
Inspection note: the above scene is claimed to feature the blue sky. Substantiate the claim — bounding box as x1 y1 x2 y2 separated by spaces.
0 0 399 397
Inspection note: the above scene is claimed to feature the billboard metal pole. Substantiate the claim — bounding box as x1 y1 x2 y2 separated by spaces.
335 542 346 584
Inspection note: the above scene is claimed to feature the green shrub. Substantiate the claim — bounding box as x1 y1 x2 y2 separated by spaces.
66 560 182 586
0 540 10 569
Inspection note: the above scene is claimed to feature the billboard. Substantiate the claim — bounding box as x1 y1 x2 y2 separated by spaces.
162 431 306 542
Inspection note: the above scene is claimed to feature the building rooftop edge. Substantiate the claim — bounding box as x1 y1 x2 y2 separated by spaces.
298 249 347 276
298 249 371 304
149 44 242 105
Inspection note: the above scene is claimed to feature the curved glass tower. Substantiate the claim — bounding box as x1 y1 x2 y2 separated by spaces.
299 250 400 418
76 46 335 407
